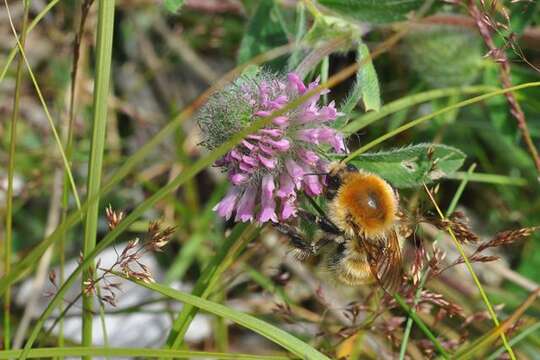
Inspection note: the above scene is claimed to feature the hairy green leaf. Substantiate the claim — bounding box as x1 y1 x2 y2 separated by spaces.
404 25 483 88
348 143 466 188
334 43 380 129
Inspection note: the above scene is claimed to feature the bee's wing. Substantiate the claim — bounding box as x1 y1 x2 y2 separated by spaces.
378 229 403 293
359 229 402 293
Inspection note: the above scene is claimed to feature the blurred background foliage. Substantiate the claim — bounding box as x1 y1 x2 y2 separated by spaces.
1 0 540 358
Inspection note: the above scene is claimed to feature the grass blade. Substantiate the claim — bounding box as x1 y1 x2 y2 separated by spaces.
0 347 290 359
81 0 115 353
3 0 30 349
127 276 331 360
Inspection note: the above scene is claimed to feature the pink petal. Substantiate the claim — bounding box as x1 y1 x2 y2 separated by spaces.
259 175 278 223
258 154 276 169
285 159 305 189
297 128 320 144
280 197 297 220
229 150 242 161
259 143 276 155
298 149 320 166
264 138 290 152
303 173 324 196
273 116 289 126
287 73 306 94
213 187 241 220
318 102 338 121
242 155 258 166
235 185 257 222
241 140 255 151
239 162 254 172
260 128 283 137
230 173 249 185
276 172 295 198
255 110 271 117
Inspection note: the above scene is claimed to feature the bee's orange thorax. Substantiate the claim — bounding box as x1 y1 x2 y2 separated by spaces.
329 172 397 238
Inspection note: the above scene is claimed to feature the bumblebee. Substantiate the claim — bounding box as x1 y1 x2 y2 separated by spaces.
275 161 403 291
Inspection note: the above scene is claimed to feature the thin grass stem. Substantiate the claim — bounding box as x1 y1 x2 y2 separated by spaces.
3 0 30 350
0 0 61 84
344 82 540 163
81 0 115 354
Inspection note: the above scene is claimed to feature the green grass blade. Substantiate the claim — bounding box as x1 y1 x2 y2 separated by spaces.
344 81 540 162
0 347 290 359
0 0 61 84
342 85 496 135
3 0 30 349
447 172 527 186
127 277 331 360
81 0 116 352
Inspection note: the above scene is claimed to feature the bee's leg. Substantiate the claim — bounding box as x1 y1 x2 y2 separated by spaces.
297 209 341 235
273 223 335 260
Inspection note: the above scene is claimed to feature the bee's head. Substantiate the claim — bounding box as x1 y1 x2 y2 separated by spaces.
326 161 357 198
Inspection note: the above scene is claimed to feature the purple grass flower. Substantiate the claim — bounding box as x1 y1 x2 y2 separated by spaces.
198 70 345 223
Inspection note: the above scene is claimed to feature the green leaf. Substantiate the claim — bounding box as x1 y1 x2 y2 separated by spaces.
164 0 184 13
404 25 484 88
356 43 380 112
348 144 466 188
131 277 332 360
318 0 424 24
334 43 380 128
237 0 288 67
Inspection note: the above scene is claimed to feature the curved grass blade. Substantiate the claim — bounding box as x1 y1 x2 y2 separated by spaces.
342 85 496 135
127 276 331 360
344 81 540 162
0 0 61 84
0 347 289 360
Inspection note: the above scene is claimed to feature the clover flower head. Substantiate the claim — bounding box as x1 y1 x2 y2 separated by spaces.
198 71 345 223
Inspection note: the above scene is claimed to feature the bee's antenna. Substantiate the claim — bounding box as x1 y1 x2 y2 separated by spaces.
303 172 328 177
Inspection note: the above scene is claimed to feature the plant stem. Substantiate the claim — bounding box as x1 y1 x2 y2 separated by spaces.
3 0 30 350
59 1 94 354
81 0 115 353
